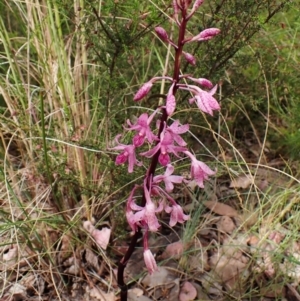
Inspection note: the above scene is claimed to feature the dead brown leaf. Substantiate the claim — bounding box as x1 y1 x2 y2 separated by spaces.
179 281 197 301
142 267 174 287
128 288 153 301
230 174 254 189
161 240 184 260
217 216 236 234
209 246 249 291
88 287 115 301
204 201 238 217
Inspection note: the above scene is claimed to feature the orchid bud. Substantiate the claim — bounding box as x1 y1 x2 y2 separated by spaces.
166 94 176 116
190 28 220 42
166 83 176 115
183 51 196 66
155 27 169 42
192 0 204 11
172 0 179 16
133 81 153 101
188 77 213 89
143 249 158 274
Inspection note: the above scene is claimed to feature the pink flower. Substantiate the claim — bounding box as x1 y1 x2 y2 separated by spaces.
134 81 153 101
165 203 189 227
180 84 220 116
153 164 183 192
144 249 158 274
166 120 189 146
126 185 139 232
110 135 141 173
125 111 158 147
140 126 187 166
127 182 163 232
184 151 216 188
192 85 220 115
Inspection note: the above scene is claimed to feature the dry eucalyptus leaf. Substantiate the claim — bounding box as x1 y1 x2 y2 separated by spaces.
8 283 27 300
83 221 111 250
88 287 115 301
84 249 100 272
3 245 18 262
151 278 180 301
260 283 286 298
217 216 236 234
161 240 184 260
128 288 143 297
209 251 248 290
204 201 238 217
128 288 154 301
230 174 254 189
142 267 174 287
200 273 223 298
167 278 180 301
179 281 197 301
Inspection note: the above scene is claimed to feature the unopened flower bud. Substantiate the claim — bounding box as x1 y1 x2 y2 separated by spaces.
155 27 169 42
172 0 179 15
192 0 204 11
166 84 176 116
134 81 153 101
188 77 213 89
166 94 176 116
183 52 196 66
144 249 158 274
190 28 220 42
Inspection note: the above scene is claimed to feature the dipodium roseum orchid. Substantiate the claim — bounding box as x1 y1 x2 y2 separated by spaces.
110 135 141 173
116 1 220 299
165 202 190 227
166 120 189 146
180 84 220 116
125 111 158 147
153 164 184 192
184 151 216 188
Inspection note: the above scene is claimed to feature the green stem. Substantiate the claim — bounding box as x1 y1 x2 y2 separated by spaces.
40 93 61 211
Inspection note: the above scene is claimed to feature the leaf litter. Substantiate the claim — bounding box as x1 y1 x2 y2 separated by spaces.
1 163 300 301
